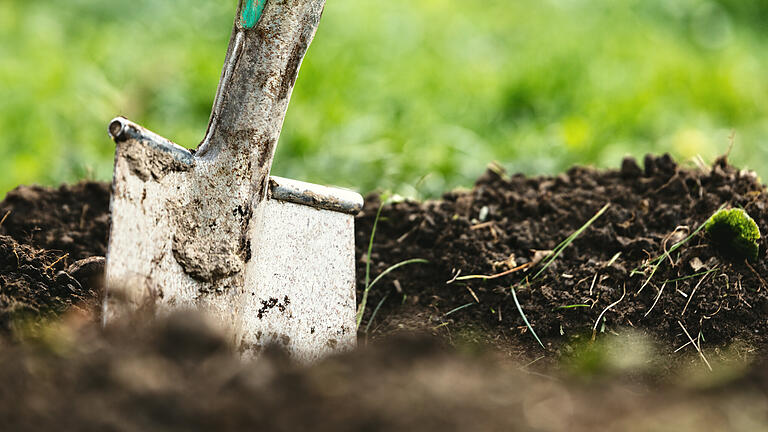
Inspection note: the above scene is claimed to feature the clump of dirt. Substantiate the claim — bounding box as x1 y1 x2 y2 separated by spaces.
356 155 768 355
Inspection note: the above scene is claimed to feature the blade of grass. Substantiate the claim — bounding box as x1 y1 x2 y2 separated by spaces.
367 258 429 293
364 292 390 334
357 258 429 329
445 302 475 317
554 304 590 310
454 262 532 282
511 284 544 349
530 203 611 281
661 268 718 284
365 200 387 289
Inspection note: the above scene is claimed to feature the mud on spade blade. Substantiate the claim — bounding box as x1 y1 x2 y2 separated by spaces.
103 0 363 363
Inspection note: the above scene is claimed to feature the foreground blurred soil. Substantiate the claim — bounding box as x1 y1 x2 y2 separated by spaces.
1 155 767 430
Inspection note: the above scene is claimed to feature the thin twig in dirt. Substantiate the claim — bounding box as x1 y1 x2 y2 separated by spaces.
653 172 682 195
11 244 19 267
589 273 598 297
446 269 462 284
644 282 667 318
453 262 532 283
678 320 713 372
0 210 10 228
662 226 689 266
470 221 495 230
471 221 500 241
674 340 694 353
466 286 480 303
681 271 713 316
703 303 723 320
44 253 69 272
592 284 626 341
744 260 767 291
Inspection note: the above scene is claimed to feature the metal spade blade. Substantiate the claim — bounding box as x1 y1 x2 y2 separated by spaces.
103 0 362 363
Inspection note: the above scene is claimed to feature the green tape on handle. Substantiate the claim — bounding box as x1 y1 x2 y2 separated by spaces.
241 0 267 29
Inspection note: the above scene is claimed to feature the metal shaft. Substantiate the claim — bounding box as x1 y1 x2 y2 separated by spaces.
198 0 326 202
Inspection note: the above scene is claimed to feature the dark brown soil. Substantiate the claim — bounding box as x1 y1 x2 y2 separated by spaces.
1 155 768 430
3 312 766 432
0 182 110 260
0 182 109 334
356 155 768 358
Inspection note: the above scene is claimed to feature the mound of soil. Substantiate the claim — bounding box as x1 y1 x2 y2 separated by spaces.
2 155 768 356
1 155 768 430
0 182 109 333
1 311 766 432
357 155 768 356
0 182 110 260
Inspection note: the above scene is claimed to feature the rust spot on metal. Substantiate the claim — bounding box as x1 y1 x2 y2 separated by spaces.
257 134 276 169
279 35 308 100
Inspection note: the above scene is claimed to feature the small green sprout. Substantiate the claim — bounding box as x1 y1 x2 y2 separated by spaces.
704 208 761 262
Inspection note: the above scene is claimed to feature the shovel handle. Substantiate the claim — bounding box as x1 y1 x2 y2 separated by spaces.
197 0 325 176
240 0 267 29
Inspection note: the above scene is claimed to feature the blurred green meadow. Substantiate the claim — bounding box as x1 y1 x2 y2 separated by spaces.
1 0 767 198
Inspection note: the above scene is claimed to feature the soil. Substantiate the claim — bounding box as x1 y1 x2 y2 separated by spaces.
1 155 768 430
0 182 110 260
356 154 768 358
0 182 109 335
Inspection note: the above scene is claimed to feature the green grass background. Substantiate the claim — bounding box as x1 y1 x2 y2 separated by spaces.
1 0 767 198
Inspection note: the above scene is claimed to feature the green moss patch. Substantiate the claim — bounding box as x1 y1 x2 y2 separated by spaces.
704 208 761 262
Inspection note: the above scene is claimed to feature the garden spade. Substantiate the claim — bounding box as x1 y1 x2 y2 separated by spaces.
103 0 362 363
